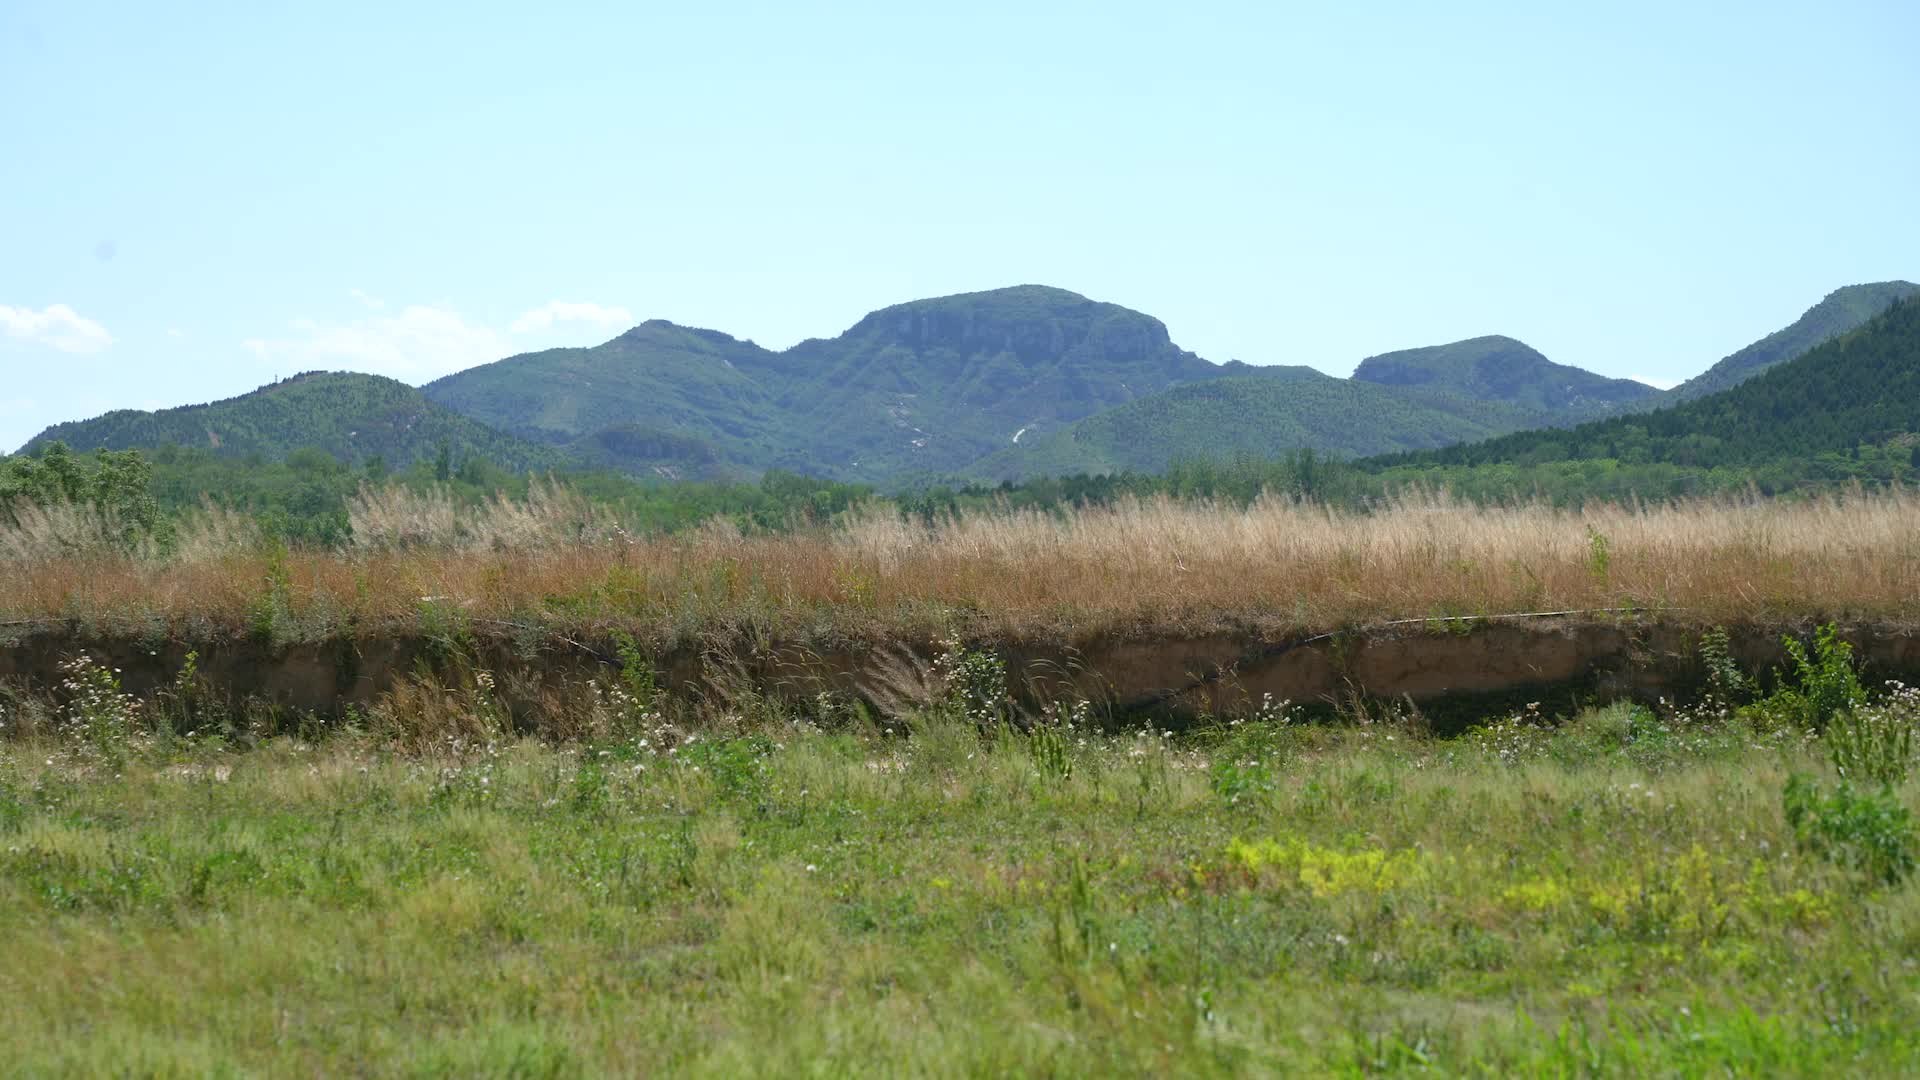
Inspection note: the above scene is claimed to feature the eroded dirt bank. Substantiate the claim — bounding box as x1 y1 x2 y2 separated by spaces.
5 616 1920 729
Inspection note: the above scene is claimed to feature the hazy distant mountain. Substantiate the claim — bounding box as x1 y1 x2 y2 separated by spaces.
1666 281 1920 402
23 372 561 472
22 279 1914 489
421 321 782 480
424 285 1224 484
1351 335 1659 418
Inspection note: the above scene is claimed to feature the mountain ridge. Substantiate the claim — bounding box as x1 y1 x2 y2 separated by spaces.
1664 281 1920 402
18 279 1915 489
23 371 563 472
1368 294 1920 476
1352 334 1660 417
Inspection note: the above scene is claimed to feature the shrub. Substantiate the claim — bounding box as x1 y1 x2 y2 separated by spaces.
56 656 144 766
1585 525 1611 582
1742 624 1865 732
1825 685 1918 787
934 642 1007 728
1208 754 1272 802
1782 625 1866 731
1782 774 1918 886
1698 626 1753 704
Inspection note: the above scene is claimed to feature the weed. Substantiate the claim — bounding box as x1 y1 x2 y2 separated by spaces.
246 541 296 645
1825 685 1917 786
1029 722 1074 782
1698 626 1753 704
1778 624 1867 732
1585 525 1611 582
55 656 143 766
607 630 662 739
934 640 1008 728
1782 774 1918 886
677 735 774 802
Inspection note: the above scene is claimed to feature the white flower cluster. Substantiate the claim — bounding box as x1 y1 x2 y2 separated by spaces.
55 655 146 759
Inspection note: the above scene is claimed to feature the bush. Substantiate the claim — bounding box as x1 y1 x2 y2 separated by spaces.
55 656 145 766
1825 685 1918 787
1698 626 1753 704
1782 774 1918 886
934 642 1007 728
1742 624 1866 733
1782 625 1866 732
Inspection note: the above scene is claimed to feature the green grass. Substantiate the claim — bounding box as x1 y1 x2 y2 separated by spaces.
0 699 1917 1075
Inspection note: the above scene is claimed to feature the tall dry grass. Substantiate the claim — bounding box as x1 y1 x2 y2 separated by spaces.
347 478 618 552
3 486 1918 640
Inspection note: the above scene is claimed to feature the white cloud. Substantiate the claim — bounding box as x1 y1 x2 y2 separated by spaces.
1629 374 1679 391
509 300 633 335
0 303 113 354
243 305 507 381
348 288 385 311
166 327 185 339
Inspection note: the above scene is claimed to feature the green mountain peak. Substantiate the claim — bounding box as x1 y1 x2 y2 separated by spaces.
1352 335 1657 416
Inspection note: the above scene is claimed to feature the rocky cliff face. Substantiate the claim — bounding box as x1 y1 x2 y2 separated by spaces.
839 285 1207 380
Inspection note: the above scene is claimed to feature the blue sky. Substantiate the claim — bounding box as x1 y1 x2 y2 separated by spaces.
4 0 1917 452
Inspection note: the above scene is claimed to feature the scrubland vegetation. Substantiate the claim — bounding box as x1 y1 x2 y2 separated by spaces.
2 629 1920 1074
9 450 1920 1073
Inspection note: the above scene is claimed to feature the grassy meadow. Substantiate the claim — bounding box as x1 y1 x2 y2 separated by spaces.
2 655 1920 1074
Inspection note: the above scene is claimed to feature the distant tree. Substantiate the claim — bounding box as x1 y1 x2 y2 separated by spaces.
0 441 164 547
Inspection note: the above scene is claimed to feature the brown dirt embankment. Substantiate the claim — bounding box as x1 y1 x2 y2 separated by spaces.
4 616 1919 728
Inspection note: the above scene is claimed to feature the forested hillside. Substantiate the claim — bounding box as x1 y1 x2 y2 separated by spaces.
1368 296 1920 491
24 372 562 474
1351 335 1657 417
421 321 781 480
424 285 1223 484
1665 281 1918 402
968 368 1546 481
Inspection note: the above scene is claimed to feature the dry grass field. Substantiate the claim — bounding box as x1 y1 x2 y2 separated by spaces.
2 488 1918 647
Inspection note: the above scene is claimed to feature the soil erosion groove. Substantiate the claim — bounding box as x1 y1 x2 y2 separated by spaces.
6 617 1920 730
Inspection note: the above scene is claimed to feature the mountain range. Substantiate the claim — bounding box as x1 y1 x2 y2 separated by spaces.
17 280 1918 488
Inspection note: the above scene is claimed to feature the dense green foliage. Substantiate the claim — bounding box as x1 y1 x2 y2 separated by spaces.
1351 334 1658 417
0 442 163 546
23 372 563 474
1668 281 1919 402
